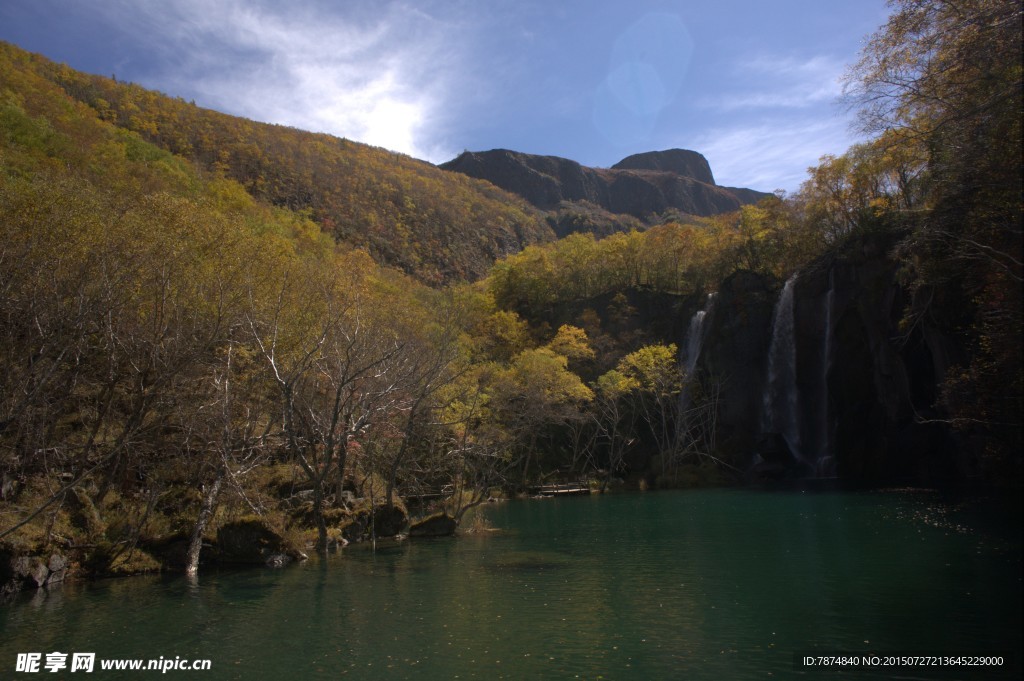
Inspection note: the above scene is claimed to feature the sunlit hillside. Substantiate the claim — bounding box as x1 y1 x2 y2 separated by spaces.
0 41 553 284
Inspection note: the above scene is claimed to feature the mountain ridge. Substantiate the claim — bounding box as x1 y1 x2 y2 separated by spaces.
1 41 769 284
439 148 770 221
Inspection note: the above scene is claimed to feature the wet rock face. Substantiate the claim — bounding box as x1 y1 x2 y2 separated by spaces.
698 233 964 484
805 248 962 483
752 433 810 480
699 270 777 459
440 149 768 221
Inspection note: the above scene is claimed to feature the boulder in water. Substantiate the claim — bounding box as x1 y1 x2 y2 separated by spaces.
409 513 458 538
216 518 306 565
339 502 408 543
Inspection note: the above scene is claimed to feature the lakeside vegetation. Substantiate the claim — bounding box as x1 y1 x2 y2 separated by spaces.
1 0 1019 585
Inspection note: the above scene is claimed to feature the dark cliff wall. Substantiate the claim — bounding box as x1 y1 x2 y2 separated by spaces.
440 149 769 221
696 233 965 484
800 237 963 483
699 271 776 461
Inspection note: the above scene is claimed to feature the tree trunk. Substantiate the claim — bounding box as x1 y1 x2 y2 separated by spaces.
185 475 223 577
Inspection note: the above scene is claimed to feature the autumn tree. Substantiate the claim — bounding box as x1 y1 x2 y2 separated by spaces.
247 249 406 553
489 347 594 485
613 345 682 461
591 369 640 487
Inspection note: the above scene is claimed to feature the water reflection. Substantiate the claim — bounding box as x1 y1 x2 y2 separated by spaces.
1 490 1020 680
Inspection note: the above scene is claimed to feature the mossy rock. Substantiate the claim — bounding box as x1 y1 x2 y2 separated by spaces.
141 531 193 570
408 513 458 538
82 542 161 577
288 501 348 527
154 485 203 518
339 503 408 543
105 548 162 576
216 517 305 565
249 464 306 498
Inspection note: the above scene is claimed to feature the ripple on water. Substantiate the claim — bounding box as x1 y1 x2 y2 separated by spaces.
1 489 1020 681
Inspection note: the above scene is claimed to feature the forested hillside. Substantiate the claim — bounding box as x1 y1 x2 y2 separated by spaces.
0 42 552 283
0 0 1019 594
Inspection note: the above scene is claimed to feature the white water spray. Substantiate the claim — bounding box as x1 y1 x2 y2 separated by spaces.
684 292 716 377
762 275 801 461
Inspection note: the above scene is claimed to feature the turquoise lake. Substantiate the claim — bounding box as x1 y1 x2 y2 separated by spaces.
1 489 1020 679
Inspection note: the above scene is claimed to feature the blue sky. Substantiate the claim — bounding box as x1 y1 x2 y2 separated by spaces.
0 0 890 192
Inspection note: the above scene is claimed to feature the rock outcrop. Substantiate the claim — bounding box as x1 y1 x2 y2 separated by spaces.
339 503 408 543
408 513 458 538
698 270 777 460
439 149 769 222
694 232 964 484
1 551 69 601
216 518 307 567
611 149 715 185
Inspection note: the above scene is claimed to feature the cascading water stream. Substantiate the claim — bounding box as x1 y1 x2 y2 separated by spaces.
815 269 836 476
684 310 707 374
762 275 801 462
678 292 717 456
684 292 716 377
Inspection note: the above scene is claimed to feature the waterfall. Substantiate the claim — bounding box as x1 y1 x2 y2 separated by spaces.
815 269 836 476
762 275 801 461
684 310 706 374
679 292 717 454
684 292 716 377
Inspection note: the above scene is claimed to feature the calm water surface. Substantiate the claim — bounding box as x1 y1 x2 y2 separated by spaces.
2 489 1020 679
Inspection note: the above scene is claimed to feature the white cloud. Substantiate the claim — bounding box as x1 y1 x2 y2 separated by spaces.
737 54 844 77
697 53 844 112
92 0 463 162
690 115 862 192
680 52 859 191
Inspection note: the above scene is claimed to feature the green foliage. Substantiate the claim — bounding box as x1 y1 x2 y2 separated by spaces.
486 193 819 324
0 96 68 158
616 344 681 398
547 325 596 364
507 348 594 407
797 131 926 245
595 369 640 400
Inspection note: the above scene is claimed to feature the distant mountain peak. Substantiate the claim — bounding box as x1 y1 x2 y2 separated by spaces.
611 149 715 186
440 148 767 222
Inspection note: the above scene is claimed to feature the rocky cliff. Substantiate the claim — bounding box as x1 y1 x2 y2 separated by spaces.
439 149 770 222
611 149 716 185
693 232 965 484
